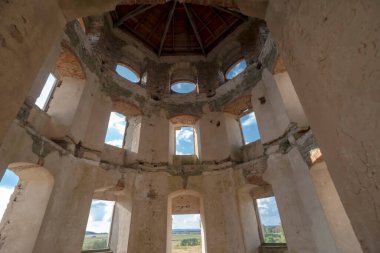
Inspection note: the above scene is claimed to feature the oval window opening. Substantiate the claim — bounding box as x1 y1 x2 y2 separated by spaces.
171 82 196 94
116 64 140 83
226 59 247 80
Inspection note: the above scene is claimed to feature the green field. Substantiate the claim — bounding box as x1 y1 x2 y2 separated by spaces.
82 233 109 251
262 225 286 244
82 231 202 252
172 230 202 253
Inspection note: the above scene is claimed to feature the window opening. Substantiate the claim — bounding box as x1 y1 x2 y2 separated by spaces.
172 214 202 253
105 112 127 148
256 196 286 244
226 59 247 80
0 169 19 222
35 73 58 110
240 112 260 144
83 200 115 251
171 82 197 94
115 64 140 83
175 126 195 155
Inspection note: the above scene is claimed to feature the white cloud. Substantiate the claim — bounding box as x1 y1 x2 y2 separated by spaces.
106 139 123 148
172 214 201 229
176 128 194 144
241 112 257 126
86 200 115 234
107 112 126 135
0 186 15 221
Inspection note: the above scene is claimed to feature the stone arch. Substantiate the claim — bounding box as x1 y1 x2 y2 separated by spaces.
55 43 86 80
223 95 252 116
0 162 54 253
112 100 143 118
91 172 134 253
237 182 274 253
45 43 87 130
166 189 207 253
109 100 143 152
169 62 198 85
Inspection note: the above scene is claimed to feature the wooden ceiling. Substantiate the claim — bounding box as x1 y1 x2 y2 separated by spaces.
110 1 247 56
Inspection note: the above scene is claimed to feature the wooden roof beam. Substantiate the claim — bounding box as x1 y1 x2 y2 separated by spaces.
189 6 215 38
158 0 177 57
184 3 206 56
115 4 157 27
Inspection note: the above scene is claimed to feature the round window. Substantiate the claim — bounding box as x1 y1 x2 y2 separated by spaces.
115 64 140 83
226 59 247 80
171 82 197 94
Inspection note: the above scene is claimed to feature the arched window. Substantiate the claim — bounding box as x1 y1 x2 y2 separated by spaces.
104 112 127 148
175 126 195 155
115 64 140 83
255 196 286 244
167 190 207 253
239 111 260 144
169 115 200 164
226 59 247 80
0 163 54 252
82 199 115 251
171 82 197 94
0 169 19 221
34 45 87 133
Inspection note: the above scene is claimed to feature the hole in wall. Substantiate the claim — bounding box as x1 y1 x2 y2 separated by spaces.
171 82 197 94
226 59 247 80
115 64 140 83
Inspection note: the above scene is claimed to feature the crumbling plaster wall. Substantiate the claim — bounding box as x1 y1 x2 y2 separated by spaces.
0 122 101 253
91 17 268 98
0 0 66 146
263 1 380 251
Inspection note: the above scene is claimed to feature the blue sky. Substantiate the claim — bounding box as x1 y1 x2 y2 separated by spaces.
240 112 260 144
35 74 57 110
172 214 201 230
0 170 19 220
116 64 140 83
176 127 195 155
226 60 247 80
105 112 127 148
85 200 115 234
171 82 196 93
257 197 283 226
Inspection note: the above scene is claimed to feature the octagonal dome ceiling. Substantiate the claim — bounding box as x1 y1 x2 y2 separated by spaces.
110 1 247 56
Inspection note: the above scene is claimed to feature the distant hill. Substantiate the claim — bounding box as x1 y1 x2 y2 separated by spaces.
172 229 201 234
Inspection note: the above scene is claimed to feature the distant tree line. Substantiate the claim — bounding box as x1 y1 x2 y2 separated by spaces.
180 238 201 246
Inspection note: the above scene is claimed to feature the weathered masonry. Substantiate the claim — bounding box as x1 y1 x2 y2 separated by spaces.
0 1 379 253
